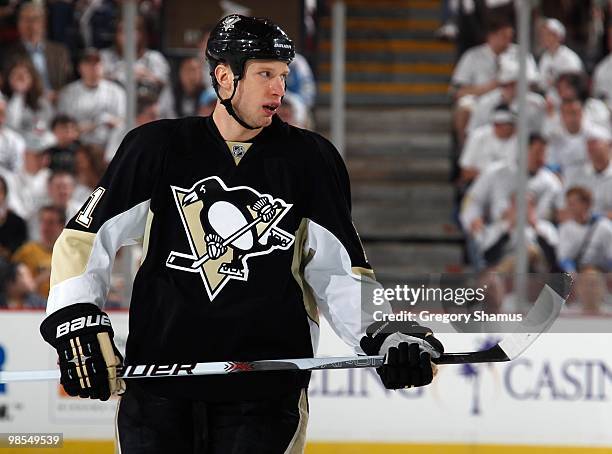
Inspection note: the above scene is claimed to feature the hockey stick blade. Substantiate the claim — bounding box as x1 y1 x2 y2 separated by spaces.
0 276 570 383
435 275 571 364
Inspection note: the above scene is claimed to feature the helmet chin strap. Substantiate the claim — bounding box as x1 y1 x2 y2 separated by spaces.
217 76 259 131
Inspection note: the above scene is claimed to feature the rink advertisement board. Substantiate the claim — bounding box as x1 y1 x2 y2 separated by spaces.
1 311 612 450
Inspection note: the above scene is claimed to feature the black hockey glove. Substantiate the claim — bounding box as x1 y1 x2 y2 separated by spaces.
40 303 124 401
360 321 444 389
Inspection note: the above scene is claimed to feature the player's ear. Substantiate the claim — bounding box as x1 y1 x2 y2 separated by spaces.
215 63 234 97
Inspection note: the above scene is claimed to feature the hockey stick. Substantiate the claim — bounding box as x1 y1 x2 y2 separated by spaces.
0 277 570 383
166 202 282 271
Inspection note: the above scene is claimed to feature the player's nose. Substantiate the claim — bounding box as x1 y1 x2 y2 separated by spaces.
270 76 285 97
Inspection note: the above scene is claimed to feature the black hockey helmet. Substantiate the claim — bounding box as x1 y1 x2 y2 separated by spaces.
206 14 295 84
205 14 295 130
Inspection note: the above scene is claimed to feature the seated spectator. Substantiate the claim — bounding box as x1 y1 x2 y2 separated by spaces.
559 186 612 273
0 167 25 221
3 58 53 136
459 104 517 186
560 132 612 220
544 97 604 182
0 262 46 309
73 144 106 203
277 92 308 129
545 72 610 131
134 94 159 125
0 2 73 102
476 193 559 311
198 87 217 117
468 59 545 134
159 56 206 119
538 1 592 57
0 175 27 259
48 170 80 218
57 48 126 147
461 133 562 234
286 52 316 110
0 95 25 173
28 170 80 240
537 18 583 93
592 21 612 111
571 269 610 316
105 94 159 162
12 205 65 299
16 131 54 220
451 17 537 144
45 114 80 172
100 15 170 95
451 18 515 100
558 187 612 315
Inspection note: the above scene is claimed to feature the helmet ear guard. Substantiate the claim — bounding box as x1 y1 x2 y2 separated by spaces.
205 14 295 129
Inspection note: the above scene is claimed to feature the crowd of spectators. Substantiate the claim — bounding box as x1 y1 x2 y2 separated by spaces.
5 1 608 316
0 1 317 309
450 1 612 315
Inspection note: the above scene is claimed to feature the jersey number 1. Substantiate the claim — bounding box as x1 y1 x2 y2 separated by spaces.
76 187 106 228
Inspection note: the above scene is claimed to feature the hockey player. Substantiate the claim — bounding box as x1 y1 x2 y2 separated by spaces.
38 15 443 453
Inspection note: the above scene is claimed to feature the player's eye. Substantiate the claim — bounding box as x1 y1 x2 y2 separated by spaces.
259 71 271 78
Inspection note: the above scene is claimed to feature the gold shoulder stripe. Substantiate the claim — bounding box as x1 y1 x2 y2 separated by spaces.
141 209 154 264
351 266 376 280
50 229 96 287
291 219 319 325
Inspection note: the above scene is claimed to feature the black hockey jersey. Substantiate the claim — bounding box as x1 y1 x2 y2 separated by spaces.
47 115 381 401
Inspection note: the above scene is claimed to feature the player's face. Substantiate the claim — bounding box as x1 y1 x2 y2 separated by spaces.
233 60 289 129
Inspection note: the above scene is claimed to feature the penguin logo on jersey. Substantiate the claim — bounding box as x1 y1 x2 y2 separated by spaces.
166 176 294 301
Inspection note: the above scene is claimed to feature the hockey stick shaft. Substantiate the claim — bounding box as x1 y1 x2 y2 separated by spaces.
0 352 501 383
0 279 570 383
